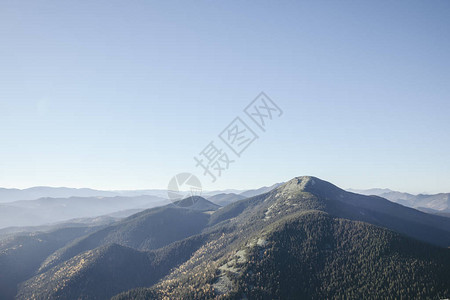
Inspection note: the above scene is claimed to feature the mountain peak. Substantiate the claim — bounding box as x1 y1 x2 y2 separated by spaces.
265 176 347 213
173 196 220 211
286 176 316 187
275 176 327 195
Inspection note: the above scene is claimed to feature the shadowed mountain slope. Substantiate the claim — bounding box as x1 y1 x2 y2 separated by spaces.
0 226 102 300
37 201 215 274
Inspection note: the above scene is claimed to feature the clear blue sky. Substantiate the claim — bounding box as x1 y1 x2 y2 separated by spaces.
1 1 449 193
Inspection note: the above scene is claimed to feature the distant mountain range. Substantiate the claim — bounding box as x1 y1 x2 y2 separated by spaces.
1 176 449 299
0 186 231 203
0 195 169 229
3 184 448 214
0 184 284 204
203 183 283 207
0 187 172 203
346 188 395 195
239 183 284 198
206 193 246 206
0 184 283 229
348 188 450 212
